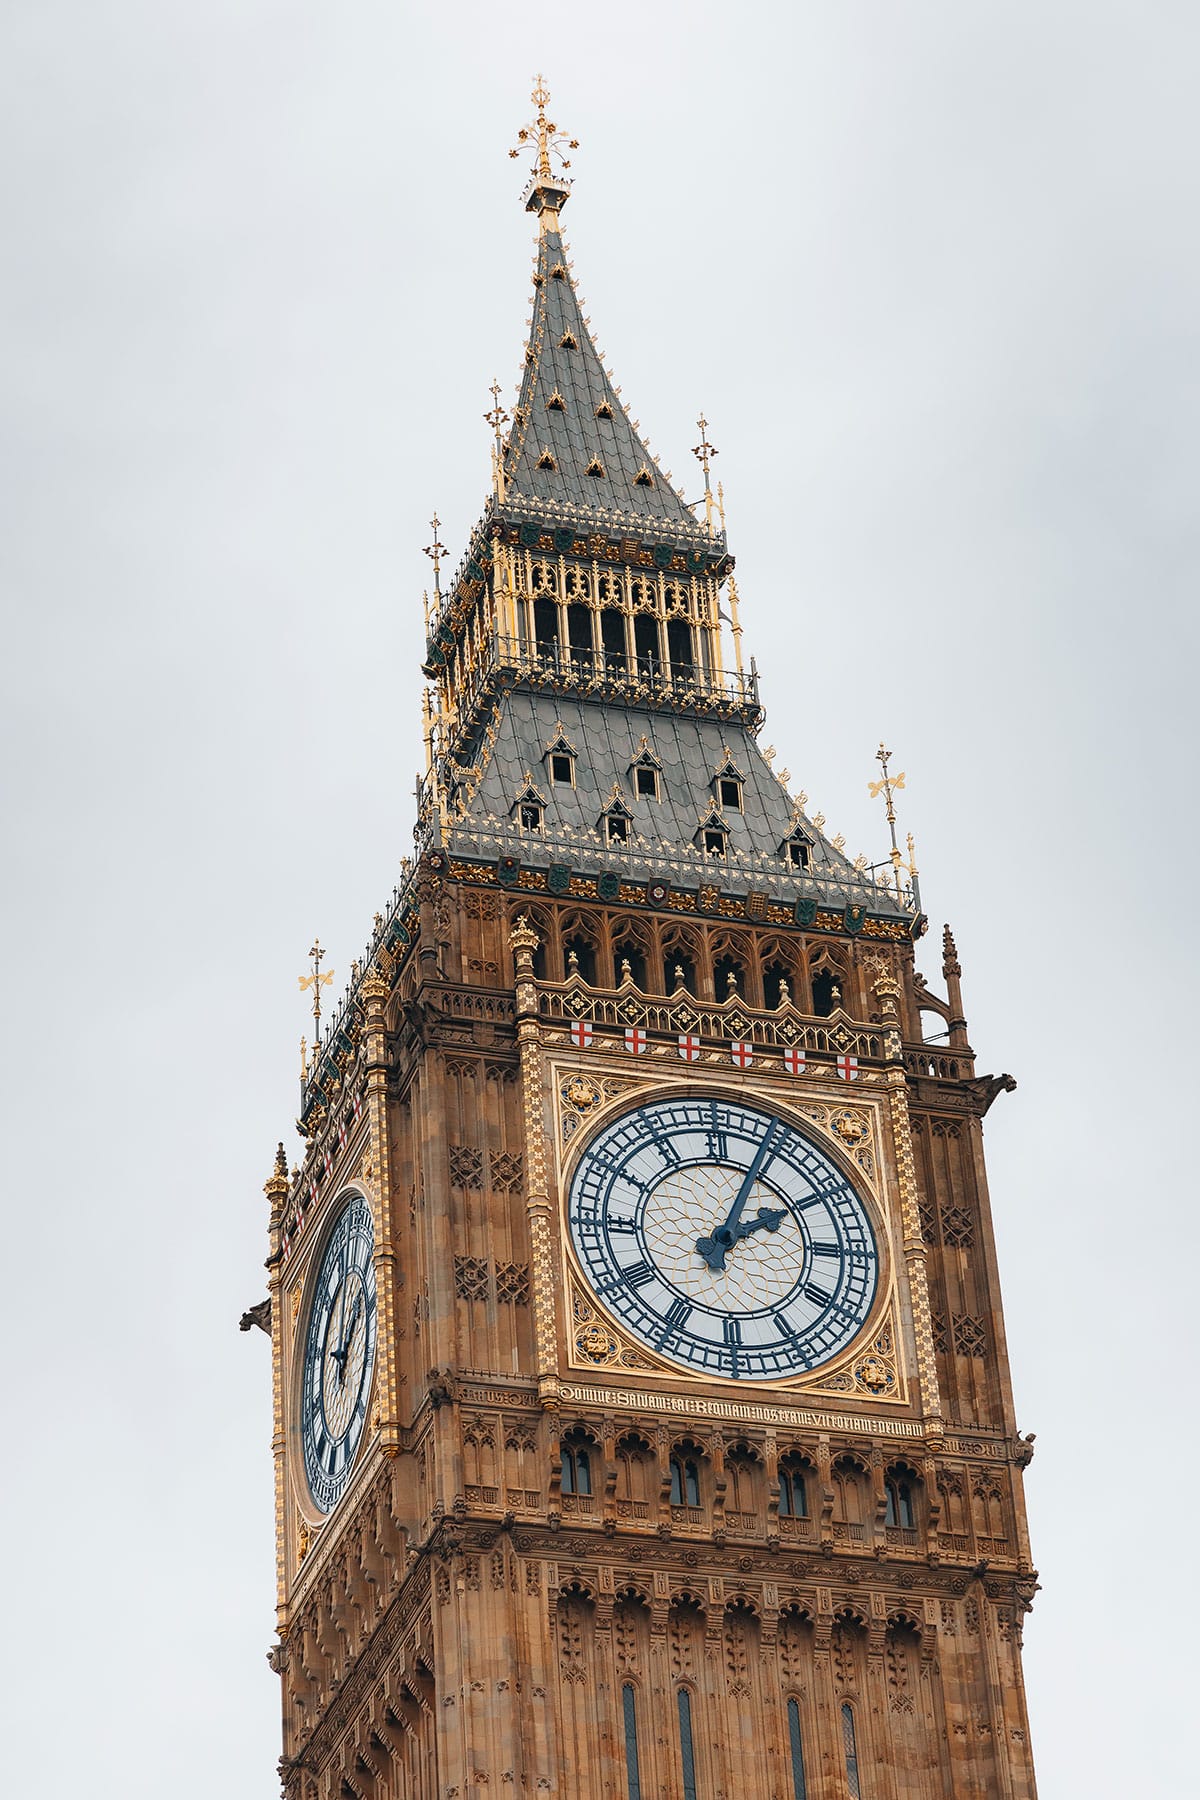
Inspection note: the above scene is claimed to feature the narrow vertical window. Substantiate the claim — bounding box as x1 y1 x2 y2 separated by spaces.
677 1689 698 1800
787 1698 808 1800
841 1701 861 1799
622 1683 642 1800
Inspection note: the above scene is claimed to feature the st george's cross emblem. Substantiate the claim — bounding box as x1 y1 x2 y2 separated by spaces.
352 1087 364 1122
570 1018 594 1049
337 1116 348 1150
323 1146 334 1179
836 1052 859 1081
308 1176 319 1210
624 1025 648 1055
678 1032 701 1061
782 1045 806 1075
729 1041 754 1068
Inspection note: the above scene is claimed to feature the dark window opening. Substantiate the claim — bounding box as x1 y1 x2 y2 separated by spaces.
560 1440 592 1496
622 1685 643 1800
703 829 727 857
714 955 745 998
634 765 659 799
601 607 627 671
678 1690 698 1800
564 936 597 984
663 954 695 995
534 597 559 654
519 804 543 833
667 618 695 677
763 962 794 1010
841 1703 861 1799
885 1477 915 1529
787 1698 808 1800
550 753 574 785
779 1462 808 1518
787 839 810 870
606 813 629 845
567 603 592 657
595 401 613 420
613 943 646 988
669 1455 701 1507
633 614 659 671
811 968 840 1016
718 776 742 810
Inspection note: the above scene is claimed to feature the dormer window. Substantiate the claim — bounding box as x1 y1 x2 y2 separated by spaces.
782 829 812 870
543 723 577 787
629 737 663 802
712 750 745 812
607 813 629 845
559 331 578 349
703 828 727 857
546 390 566 412
536 447 557 471
549 262 567 280
633 464 654 487
512 774 547 836
696 801 730 858
586 457 606 478
594 401 613 420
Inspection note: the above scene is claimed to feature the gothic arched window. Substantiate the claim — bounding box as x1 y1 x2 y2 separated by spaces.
779 1458 809 1519
560 1435 592 1496
670 1454 701 1507
885 1472 916 1530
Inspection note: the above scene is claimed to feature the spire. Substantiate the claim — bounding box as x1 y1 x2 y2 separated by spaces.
510 75 578 228
503 79 697 523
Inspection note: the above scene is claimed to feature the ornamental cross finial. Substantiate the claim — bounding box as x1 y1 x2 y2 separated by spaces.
692 414 720 533
298 939 334 1046
422 513 446 600
484 377 511 500
868 744 908 901
510 76 578 182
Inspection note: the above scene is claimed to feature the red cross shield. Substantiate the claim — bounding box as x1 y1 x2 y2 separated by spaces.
570 1019 594 1049
624 1026 648 1055
730 1041 754 1068
678 1033 701 1061
783 1046 806 1075
836 1053 859 1081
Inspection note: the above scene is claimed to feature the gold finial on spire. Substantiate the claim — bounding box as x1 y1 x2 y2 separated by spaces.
485 377 510 500
692 414 720 534
298 939 334 1046
868 744 908 902
422 514 446 602
510 77 579 224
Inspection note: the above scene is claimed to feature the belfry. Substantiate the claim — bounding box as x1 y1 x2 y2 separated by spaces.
254 81 1040 1800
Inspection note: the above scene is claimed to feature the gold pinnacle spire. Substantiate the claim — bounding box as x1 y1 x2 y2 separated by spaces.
868 744 908 902
298 939 334 1046
422 513 446 601
509 77 579 225
692 414 720 534
485 377 511 500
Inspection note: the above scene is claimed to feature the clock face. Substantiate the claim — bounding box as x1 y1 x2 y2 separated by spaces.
567 1096 879 1381
300 1193 378 1513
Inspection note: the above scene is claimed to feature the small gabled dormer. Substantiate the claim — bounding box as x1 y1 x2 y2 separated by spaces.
599 784 634 847
511 773 548 834
712 749 745 813
629 736 663 802
781 825 813 871
543 722 577 787
696 801 731 859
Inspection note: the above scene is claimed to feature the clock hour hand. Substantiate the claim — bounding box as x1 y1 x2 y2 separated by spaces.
331 1293 364 1380
696 1205 786 1271
695 1124 780 1271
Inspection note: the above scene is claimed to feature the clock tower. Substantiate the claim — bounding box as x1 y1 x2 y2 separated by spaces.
255 83 1040 1800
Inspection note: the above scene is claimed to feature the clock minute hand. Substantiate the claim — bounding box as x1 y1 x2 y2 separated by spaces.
695 1124 779 1271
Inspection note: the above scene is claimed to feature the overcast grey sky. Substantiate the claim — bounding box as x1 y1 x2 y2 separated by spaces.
2 4 1196 1795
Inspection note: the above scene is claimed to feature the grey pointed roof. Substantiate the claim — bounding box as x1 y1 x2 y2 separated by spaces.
502 228 697 524
444 692 909 920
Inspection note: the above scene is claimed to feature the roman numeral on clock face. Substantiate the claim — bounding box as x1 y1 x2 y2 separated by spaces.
656 1297 692 1345
803 1282 833 1307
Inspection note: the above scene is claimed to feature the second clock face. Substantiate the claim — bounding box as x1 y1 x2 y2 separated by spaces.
567 1096 879 1381
300 1193 378 1513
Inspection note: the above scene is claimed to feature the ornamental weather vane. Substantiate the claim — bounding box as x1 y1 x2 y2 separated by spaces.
692 415 719 534
422 513 447 603
868 744 914 903
509 76 579 180
298 938 334 1061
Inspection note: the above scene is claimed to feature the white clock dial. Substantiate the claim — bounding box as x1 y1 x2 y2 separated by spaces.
567 1096 878 1380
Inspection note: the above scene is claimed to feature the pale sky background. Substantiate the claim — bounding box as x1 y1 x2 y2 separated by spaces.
2 4 1196 1795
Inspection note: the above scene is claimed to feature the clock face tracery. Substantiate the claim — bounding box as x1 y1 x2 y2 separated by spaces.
300 1193 378 1513
567 1096 879 1381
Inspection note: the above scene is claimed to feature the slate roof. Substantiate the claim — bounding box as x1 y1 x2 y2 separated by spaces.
445 691 908 919
502 228 698 525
